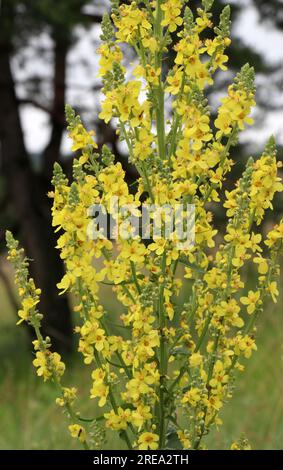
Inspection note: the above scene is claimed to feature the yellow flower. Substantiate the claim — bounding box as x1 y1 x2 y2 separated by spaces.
113 3 151 43
68 424 86 442
142 37 158 52
148 238 167 256
215 111 232 138
250 233 262 253
253 256 269 275
161 0 183 32
240 290 261 314
165 68 183 95
56 387 77 407
138 432 159 450
119 240 147 264
17 296 39 325
99 81 142 125
194 10 213 33
204 268 227 289
69 124 97 152
231 438 252 450
90 368 109 407
145 65 161 86
215 87 255 139
189 352 203 368
104 407 132 431
135 330 160 363
57 273 73 294
183 114 213 151
206 394 223 411
234 335 257 358
97 44 124 77
177 430 191 449
209 361 229 389
265 222 283 248
33 351 65 381
133 127 154 160
131 405 152 428
182 387 202 407
80 321 106 352
250 153 283 223
268 281 279 303
125 365 159 401
217 299 244 328
213 53 229 71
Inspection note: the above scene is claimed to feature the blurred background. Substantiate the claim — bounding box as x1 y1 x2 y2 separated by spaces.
0 0 283 449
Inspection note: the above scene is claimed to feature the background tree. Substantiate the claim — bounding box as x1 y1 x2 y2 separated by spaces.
0 0 102 352
0 0 282 353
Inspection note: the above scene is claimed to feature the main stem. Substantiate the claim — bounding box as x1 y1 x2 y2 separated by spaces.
155 0 166 161
154 2 168 448
94 350 133 450
156 85 166 161
158 252 167 448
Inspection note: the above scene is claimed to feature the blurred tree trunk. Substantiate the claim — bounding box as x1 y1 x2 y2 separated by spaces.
0 0 73 353
43 34 68 179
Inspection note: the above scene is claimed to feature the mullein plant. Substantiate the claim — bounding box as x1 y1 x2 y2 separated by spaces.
6 0 283 450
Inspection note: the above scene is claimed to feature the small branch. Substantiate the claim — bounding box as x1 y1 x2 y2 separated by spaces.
17 98 54 117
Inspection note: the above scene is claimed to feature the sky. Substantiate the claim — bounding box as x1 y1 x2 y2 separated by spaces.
13 0 283 155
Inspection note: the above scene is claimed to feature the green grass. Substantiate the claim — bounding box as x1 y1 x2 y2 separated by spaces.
0 273 283 449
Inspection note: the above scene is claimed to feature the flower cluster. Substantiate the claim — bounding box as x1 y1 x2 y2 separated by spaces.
6 232 88 448
7 0 283 450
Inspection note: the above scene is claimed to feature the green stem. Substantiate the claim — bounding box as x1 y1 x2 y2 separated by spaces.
94 350 133 450
130 261 141 295
122 285 136 304
109 388 133 450
33 325 91 449
154 1 166 161
195 312 213 352
140 161 155 203
155 0 163 41
168 72 186 161
119 121 135 159
172 258 179 275
156 84 166 160
102 321 132 380
168 365 187 394
193 328 221 450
